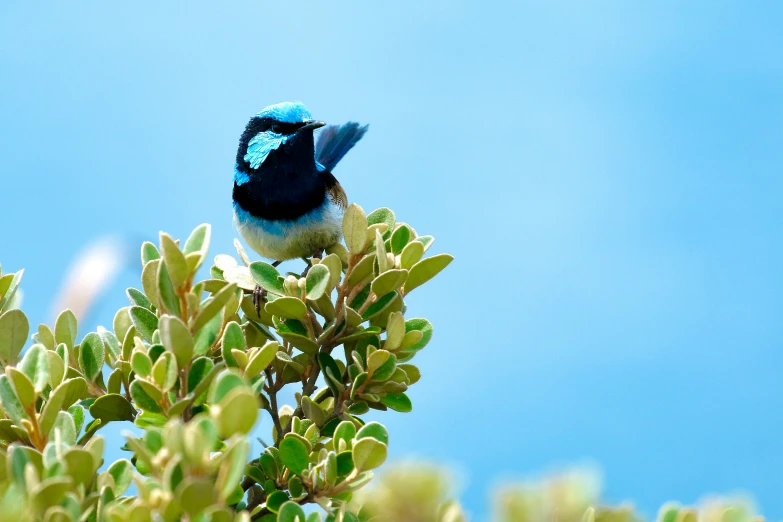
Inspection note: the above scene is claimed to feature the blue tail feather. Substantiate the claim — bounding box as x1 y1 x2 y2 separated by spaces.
315 122 369 172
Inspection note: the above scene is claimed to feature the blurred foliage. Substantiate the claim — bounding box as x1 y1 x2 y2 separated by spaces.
355 463 765 522
0 205 452 521
0 204 767 522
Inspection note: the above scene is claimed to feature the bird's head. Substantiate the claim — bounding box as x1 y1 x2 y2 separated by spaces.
235 101 325 172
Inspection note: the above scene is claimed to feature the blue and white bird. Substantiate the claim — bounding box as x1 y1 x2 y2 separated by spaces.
232 101 368 264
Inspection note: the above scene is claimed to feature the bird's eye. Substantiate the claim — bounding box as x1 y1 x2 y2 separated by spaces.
271 124 282 134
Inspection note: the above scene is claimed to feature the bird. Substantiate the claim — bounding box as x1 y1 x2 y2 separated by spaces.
232 101 368 284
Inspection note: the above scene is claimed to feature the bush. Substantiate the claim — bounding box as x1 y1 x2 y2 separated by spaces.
0 204 767 522
0 204 452 521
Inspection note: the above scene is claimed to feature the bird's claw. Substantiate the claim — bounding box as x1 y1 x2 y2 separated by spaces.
300 250 324 278
253 285 266 317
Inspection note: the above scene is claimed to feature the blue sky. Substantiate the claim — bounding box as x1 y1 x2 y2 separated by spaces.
1 1 782 519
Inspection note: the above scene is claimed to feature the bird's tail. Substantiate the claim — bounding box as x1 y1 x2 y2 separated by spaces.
315 122 369 172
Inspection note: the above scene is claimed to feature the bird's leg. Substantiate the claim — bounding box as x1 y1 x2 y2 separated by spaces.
253 286 264 317
254 260 284 315
300 250 323 278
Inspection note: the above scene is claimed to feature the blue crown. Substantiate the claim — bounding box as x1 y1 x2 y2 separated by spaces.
255 101 313 123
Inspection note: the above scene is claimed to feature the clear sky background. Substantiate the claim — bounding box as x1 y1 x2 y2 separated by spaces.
1 1 782 519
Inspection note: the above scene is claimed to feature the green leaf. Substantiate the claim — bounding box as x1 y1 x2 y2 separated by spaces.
349 283 371 311
90 393 136 423
398 364 421 385
371 269 408 297
159 315 194 370
336 451 355 475
0 270 23 312
107 459 133 495
40 378 86 435
157 260 181 316
346 255 375 287
265 297 307 320
152 352 178 391
343 203 368 255
277 501 307 522
141 241 160 265
340 327 382 344
217 437 250 502
69 404 85 435
223 265 256 291
351 438 387 471
320 253 343 291
31 476 73 511
326 243 349 267
99 327 121 363
209 370 245 405
333 421 356 447
267 490 289 513
47 350 65 388
159 232 189 288
193 282 239 332
106 368 123 393
141 259 162 311
356 422 389 444
367 350 391 374
194 312 222 357
415 235 435 252
215 388 259 438
305 264 330 301
6 367 35 409
279 437 309 475
246 342 278 378
0 309 29 365
187 357 215 394
79 332 105 382
36 324 55 350
19 344 49 393
375 229 390 272
126 288 153 310
131 350 152 377
183 223 211 258
367 208 396 238
390 225 412 254
234 238 252 266
380 392 412 412
362 292 398 320
0 374 27 423
274 318 318 356
176 477 218 516
249 262 285 295
129 380 162 413
129 306 158 343
51 410 77 446
404 254 453 294
317 353 343 396
300 396 325 427
54 309 77 350
402 318 433 353
221 321 245 368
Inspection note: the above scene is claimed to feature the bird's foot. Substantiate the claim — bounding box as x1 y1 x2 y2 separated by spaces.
253 260 281 315
253 285 266 317
300 250 323 278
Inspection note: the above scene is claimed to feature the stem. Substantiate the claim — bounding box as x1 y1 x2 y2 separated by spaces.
264 369 284 441
122 373 132 402
25 406 45 451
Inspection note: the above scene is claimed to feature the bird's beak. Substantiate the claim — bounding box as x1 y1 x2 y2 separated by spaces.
298 121 326 132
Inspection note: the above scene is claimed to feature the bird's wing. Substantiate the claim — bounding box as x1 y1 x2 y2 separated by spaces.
321 169 348 210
